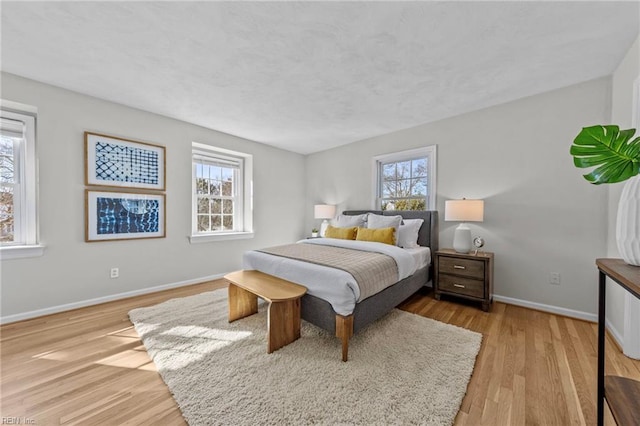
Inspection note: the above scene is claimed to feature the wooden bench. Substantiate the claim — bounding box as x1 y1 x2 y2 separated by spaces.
224 270 307 354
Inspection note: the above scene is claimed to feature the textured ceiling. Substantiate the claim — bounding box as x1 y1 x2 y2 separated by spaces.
1 2 639 154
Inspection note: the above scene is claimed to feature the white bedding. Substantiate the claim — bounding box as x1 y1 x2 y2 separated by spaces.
242 238 425 316
405 246 431 270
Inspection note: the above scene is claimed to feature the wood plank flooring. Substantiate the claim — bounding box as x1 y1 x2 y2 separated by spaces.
1 282 639 425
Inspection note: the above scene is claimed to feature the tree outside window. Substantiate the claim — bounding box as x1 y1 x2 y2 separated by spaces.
380 157 428 211
0 136 16 242
195 163 236 232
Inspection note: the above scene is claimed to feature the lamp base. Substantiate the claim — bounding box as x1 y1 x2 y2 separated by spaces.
320 220 330 237
453 223 472 253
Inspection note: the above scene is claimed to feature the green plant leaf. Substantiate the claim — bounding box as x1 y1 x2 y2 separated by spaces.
570 125 640 184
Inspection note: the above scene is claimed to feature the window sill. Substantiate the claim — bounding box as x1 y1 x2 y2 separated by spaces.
0 244 46 260
189 232 254 244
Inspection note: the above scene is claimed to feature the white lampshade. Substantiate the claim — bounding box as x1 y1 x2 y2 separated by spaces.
314 204 336 237
445 199 484 253
314 204 336 219
444 199 484 222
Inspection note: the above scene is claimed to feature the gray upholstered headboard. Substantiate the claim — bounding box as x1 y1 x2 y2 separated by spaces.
342 210 439 252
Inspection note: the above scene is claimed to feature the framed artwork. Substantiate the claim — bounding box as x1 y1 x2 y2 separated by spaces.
85 132 166 190
86 189 166 242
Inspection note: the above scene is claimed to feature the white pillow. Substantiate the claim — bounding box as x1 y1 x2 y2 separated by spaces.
331 213 367 228
398 219 424 248
367 214 402 246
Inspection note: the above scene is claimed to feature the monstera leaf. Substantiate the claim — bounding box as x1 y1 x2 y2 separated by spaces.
570 125 640 184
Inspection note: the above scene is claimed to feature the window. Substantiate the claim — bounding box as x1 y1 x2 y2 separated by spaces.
373 146 436 211
190 143 253 243
0 101 42 259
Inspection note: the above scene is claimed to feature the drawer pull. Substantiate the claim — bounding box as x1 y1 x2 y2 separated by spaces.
453 284 466 288
453 265 466 270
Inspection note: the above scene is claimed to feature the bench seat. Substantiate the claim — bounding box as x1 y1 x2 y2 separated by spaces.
224 270 307 353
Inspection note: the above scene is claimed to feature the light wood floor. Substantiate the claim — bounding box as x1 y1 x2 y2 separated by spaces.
1 282 639 425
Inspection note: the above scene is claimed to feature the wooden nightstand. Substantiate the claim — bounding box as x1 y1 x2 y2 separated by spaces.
434 249 494 311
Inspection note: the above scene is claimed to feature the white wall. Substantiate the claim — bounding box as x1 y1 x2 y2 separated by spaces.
0 67 627 323
306 77 611 316
608 36 640 353
0 72 307 321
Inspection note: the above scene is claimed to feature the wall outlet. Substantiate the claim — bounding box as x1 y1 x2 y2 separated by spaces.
110 268 119 279
549 272 561 285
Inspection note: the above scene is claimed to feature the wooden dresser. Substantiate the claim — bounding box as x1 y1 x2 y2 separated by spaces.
434 249 494 311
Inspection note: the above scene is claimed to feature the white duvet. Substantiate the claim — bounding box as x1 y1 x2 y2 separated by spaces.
242 238 418 316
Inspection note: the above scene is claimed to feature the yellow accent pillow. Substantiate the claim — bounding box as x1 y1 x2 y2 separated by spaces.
355 226 396 245
324 225 358 240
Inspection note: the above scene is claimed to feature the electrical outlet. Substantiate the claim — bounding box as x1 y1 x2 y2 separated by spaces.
110 268 119 279
549 272 561 285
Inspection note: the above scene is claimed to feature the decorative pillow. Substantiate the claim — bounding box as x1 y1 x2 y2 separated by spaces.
355 227 396 245
331 213 368 228
324 225 358 240
398 219 424 248
367 214 402 245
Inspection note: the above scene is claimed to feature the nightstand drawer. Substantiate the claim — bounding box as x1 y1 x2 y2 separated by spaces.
438 274 484 298
438 256 484 279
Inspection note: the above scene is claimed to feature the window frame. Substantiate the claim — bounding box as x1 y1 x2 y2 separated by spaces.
189 142 253 243
372 146 437 211
0 101 43 260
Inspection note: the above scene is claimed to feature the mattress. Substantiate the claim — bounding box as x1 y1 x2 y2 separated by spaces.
243 239 429 316
405 246 431 270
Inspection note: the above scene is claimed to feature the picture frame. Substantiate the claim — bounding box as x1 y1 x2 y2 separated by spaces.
85 132 166 191
85 189 166 242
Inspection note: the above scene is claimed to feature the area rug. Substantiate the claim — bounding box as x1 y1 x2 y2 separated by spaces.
129 289 482 425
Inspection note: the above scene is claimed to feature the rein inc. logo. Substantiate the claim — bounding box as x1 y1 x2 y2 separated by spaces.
2 418 35 425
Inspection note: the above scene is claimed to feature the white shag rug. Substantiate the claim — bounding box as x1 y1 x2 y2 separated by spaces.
129 289 482 425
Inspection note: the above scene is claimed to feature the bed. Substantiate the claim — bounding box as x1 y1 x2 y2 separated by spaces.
243 210 439 361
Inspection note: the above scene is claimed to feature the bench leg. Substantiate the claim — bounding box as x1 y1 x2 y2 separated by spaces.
267 298 301 353
336 315 354 362
228 283 258 322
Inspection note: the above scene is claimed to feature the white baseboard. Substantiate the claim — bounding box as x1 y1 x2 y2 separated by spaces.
0 273 226 325
494 294 626 348
493 294 597 322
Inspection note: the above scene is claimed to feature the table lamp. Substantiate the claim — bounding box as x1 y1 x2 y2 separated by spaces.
314 204 336 237
445 199 484 253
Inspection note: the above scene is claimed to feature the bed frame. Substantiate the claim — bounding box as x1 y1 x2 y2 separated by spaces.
300 210 439 361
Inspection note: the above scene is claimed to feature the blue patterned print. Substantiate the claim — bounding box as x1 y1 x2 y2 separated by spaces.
95 142 159 185
96 197 160 234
